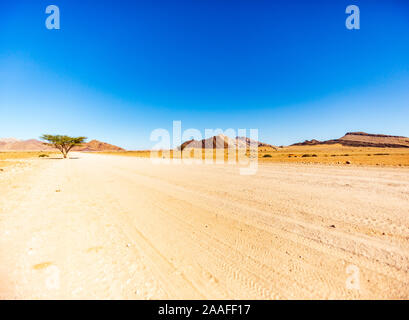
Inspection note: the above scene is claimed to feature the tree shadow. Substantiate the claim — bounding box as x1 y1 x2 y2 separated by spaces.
40 157 80 160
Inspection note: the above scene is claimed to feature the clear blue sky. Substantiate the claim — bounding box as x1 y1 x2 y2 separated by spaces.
1 0 409 149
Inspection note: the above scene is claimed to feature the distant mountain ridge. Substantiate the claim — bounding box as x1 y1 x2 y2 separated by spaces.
0 138 125 152
0 138 20 144
292 132 409 148
0 139 54 151
73 140 125 152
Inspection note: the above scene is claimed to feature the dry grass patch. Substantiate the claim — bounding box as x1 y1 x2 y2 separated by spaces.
0 152 58 169
0 151 57 161
258 144 409 166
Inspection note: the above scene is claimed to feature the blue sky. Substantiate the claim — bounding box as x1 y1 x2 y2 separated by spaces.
1 0 409 149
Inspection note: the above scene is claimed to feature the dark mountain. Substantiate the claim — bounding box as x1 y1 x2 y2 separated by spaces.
292 132 409 148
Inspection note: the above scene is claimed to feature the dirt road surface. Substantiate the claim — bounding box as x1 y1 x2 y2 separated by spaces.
1 153 408 299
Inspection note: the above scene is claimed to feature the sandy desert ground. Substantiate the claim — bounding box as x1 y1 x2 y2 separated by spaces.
0 153 408 299
100 144 409 167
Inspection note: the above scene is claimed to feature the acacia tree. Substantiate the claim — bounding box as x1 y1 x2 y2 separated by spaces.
41 135 87 158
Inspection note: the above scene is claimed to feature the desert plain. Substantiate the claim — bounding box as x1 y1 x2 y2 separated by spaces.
0 146 408 300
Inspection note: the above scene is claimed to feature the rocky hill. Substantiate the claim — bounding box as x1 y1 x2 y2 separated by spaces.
0 139 54 151
292 132 409 148
178 134 276 150
73 140 125 152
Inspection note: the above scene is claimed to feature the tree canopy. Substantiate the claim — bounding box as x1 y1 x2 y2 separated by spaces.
41 135 87 158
